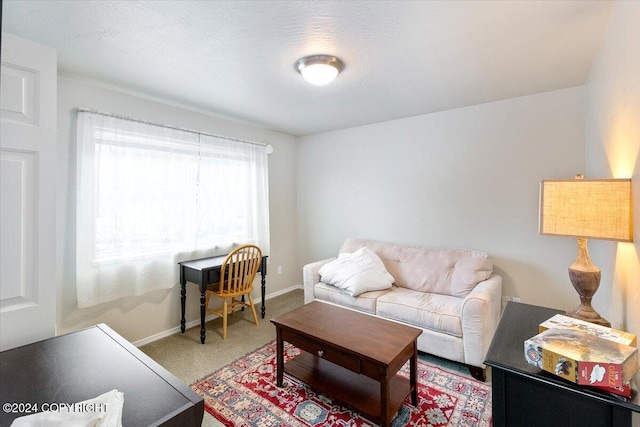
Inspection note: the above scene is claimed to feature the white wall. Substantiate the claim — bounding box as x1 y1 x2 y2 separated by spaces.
57 76 298 343
298 86 586 312
584 0 640 409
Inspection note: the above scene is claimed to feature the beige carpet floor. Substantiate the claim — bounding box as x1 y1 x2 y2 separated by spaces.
140 289 305 427
140 288 484 427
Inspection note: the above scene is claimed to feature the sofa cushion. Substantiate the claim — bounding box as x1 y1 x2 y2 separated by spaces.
376 287 464 337
340 238 493 297
313 282 392 314
319 247 394 296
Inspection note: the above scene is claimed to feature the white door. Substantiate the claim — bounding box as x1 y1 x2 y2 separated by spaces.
0 33 57 351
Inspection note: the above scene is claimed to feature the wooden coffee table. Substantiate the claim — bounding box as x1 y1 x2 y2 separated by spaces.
271 301 422 427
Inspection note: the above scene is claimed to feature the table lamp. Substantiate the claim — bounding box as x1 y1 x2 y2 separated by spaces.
539 175 632 327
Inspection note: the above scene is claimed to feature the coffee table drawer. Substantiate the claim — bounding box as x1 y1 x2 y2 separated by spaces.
281 330 361 374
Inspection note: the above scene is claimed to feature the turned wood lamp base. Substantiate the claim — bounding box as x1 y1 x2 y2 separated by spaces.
566 238 611 328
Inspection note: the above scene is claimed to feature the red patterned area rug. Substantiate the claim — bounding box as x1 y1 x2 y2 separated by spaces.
191 341 492 427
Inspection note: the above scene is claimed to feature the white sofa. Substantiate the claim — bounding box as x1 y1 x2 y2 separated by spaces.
303 238 502 380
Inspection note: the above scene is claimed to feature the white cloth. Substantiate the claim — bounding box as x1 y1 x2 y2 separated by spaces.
10 389 124 427
319 247 394 296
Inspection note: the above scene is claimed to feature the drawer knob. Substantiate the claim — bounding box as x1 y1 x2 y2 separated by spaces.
317 350 324 358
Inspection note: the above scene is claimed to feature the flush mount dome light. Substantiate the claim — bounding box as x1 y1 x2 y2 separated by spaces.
294 55 345 86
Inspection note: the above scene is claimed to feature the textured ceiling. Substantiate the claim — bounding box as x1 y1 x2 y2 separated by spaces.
2 1 614 136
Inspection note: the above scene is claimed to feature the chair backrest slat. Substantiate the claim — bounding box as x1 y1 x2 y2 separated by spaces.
219 244 262 297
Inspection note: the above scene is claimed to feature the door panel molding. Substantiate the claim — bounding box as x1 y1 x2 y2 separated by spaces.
0 32 57 351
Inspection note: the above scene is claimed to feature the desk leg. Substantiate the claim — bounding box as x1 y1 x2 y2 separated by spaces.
261 269 266 319
180 268 186 334
200 290 206 344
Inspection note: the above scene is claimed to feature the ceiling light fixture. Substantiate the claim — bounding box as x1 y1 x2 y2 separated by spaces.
294 55 345 86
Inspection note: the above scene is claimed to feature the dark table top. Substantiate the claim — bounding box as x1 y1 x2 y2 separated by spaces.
0 324 203 426
179 254 268 272
178 255 227 271
272 301 422 365
485 301 640 412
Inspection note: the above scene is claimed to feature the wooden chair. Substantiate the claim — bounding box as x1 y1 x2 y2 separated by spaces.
204 244 262 339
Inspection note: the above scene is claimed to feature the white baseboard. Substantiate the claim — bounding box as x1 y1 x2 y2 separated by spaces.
263 284 303 300
133 284 303 347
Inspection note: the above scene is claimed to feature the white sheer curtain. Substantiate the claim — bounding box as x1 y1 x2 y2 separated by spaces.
76 112 270 307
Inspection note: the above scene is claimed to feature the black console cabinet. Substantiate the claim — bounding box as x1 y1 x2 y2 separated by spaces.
0 324 203 426
485 302 639 427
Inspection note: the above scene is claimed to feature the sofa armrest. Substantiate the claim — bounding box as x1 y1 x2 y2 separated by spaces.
460 274 503 368
303 258 335 304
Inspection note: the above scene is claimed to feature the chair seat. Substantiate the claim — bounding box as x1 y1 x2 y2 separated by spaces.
206 294 254 318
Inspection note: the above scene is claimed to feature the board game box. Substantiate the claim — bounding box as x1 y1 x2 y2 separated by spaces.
539 314 637 347
524 327 638 388
586 381 632 398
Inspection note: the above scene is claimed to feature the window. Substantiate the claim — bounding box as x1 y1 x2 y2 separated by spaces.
76 112 269 307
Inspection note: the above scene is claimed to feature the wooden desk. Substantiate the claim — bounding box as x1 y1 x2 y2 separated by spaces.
485 302 640 427
179 254 268 344
0 324 203 426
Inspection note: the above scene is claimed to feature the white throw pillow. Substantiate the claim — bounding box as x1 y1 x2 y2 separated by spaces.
319 247 394 296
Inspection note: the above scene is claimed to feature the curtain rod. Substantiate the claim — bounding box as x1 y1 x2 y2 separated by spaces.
76 108 271 151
